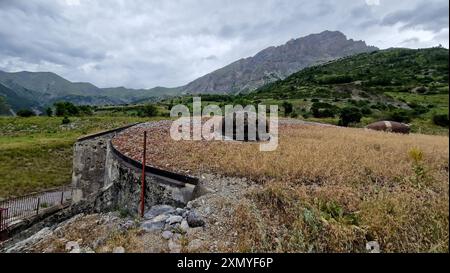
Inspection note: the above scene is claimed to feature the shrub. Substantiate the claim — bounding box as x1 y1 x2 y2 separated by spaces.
290 111 299 118
282 101 293 117
61 116 71 125
77 105 93 116
432 114 449 127
339 107 362 127
46 107 53 117
54 101 79 116
389 110 412 123
139 104 158 117
16 109 36 117
361 106 372 116
317 74 353 84
311 102 338 118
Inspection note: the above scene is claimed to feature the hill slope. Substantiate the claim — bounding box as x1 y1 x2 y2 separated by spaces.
0 83 41 113
0 71 181 108
182 31 378 94
253 47 449 98
0 71 98 97
247 48 449 112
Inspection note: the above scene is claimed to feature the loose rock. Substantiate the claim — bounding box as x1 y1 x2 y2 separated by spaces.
141 219 165 232
366 241 380 253
144 205 175 219
162 230 173 240
166 215 183 225
187 211 205 227
180 220 190 233
65 241 80 252
113 246 125 253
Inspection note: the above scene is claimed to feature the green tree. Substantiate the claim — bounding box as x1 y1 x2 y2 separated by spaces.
46 107 53 117
54 101 79 116
389 110 412 123
61 116 71 124
78 105 93 116
433 114 449 127
339 107 362 127
311 102 338 118
282 101 293 117
139 104 158 117
16 109 36 117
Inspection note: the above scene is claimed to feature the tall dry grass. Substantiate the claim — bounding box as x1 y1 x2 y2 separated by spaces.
115 123 449 252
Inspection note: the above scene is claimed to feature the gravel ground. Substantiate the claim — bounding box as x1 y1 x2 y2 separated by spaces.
3 173 259 253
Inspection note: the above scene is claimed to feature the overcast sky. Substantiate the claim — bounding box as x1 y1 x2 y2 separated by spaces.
0 0 448 89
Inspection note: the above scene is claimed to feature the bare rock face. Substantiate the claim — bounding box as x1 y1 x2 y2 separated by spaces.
182 31 378 94
366 121 411 134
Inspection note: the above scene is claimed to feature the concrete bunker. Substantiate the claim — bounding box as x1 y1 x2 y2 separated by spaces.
220 110 270 142
71 123 199 215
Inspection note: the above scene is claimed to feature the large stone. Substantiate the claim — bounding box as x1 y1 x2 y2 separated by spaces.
113 246 125 253
66 241 80 252
187 211 205 227
5 227 53 253
180 220 190 233
162 230 173 240
144 205 175 219
174 208 185 216
166 215 183 225
151 214 170 223
366 241 380 253
141 219 165 232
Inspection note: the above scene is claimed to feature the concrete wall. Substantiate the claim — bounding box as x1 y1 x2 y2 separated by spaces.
72 132 114 202
71 124 197 215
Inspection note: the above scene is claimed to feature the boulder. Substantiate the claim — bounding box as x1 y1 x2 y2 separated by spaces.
187 211 205 227
166 215 183 225
141 219 166 232
180 220 190 233
162 230 173 240
65 241 80 252
144 205 175 219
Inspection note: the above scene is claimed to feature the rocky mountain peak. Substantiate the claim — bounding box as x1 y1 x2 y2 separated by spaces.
182 31 378 94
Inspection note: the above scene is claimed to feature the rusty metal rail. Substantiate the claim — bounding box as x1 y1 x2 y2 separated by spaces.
0 186 72 236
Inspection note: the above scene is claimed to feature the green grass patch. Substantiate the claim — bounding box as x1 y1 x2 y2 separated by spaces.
0 116 156 198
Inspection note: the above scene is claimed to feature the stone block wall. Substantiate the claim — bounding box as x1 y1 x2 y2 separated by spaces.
71 124 197 215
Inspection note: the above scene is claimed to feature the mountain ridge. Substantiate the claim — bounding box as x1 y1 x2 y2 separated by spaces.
0 30 378 111
180 30 378 94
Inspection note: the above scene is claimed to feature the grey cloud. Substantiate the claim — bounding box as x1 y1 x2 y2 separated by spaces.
0 0 448 89
382 1 449 33
401 37 420 44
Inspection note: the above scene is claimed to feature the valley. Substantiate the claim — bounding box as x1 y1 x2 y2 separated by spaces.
0 29 448 254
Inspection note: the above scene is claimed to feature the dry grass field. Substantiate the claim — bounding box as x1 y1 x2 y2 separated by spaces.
113 121 449 253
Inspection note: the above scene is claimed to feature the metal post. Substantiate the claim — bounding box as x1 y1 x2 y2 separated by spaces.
140 131 147 218
0 209 3 231
0 208 8 241
60 188 64 205
36 197 41 215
